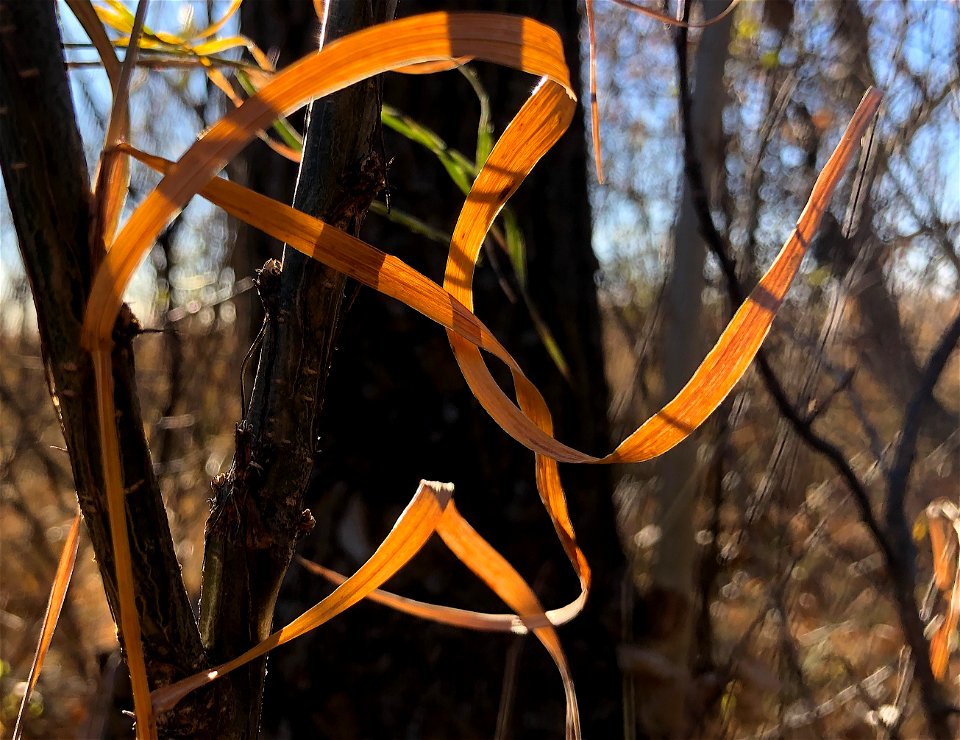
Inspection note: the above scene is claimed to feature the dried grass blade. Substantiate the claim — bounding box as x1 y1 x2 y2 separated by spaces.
91 350 155 739
87 17 879 733
65 0 121 90
12 512 82 740
437 502 580 740
151 481 454 714
931 518 960 680
86 5 155 735
298 552 581 633
928 501 955 591
395 58 473 74
192 0 243 41
605 87 882 462
123 85 879 662
81 12 573 348
93 0 148 245
584 0 603 182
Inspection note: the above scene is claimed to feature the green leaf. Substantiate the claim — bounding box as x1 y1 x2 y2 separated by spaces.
369 201 451 245
459 66 494 168
502 208 526 287
381 105 476 195
236 70 304 152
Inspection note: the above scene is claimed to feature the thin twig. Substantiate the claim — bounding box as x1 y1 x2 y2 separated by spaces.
674 12 956 738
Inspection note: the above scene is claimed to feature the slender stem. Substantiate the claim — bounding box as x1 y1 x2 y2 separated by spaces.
197 2 396 737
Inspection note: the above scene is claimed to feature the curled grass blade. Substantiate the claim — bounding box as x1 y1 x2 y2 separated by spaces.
121 87 879 717
151 481 454 713
12 512 82 740
437 502 580 740
81 12 573 347
84 12 879 734
88 3 155 736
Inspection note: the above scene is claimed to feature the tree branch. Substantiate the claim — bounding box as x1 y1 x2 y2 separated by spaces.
0 2 219 735
674 12 954 738
196 2 396 737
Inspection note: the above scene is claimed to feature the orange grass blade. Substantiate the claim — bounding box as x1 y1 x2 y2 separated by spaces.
584 0 603 182
440 85 880 649
151 481 454 714
298 551 582 633
444 87 885 465
437 503 581 740
928 504 960 680
86 15 879 731
928 500 956 592
81 12 573 348
88 5 155 736
930 525 960 680
191 0 243 41
394 58 473 74
121 81 878 652
123 79 879 648
91 350 155 739
12 512 82 740
84 17 572 729
604 94 882 463
93 0 148 245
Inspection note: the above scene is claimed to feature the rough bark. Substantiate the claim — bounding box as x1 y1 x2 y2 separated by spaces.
0 1 222 735
197 2 395 737
261 1 623 737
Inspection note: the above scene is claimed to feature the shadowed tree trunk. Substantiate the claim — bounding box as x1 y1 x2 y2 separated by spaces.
255 1 625 737
0 1 227 735
199 1 396 737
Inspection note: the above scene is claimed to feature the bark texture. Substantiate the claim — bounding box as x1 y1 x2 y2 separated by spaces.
197 1 395 737
0 1 222 735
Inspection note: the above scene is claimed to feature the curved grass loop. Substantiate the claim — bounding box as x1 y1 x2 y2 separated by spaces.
79 10 882 740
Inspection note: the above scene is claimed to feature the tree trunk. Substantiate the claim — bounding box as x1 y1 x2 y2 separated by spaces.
0 1 227 735
259 1 623 737
197 1 395 737
634 2 733 736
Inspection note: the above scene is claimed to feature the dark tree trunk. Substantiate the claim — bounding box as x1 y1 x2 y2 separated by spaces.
0 1 226 736
258 2 624 737
198 2 395 738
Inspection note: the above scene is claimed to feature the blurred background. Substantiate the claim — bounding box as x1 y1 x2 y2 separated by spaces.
1 0 958 737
